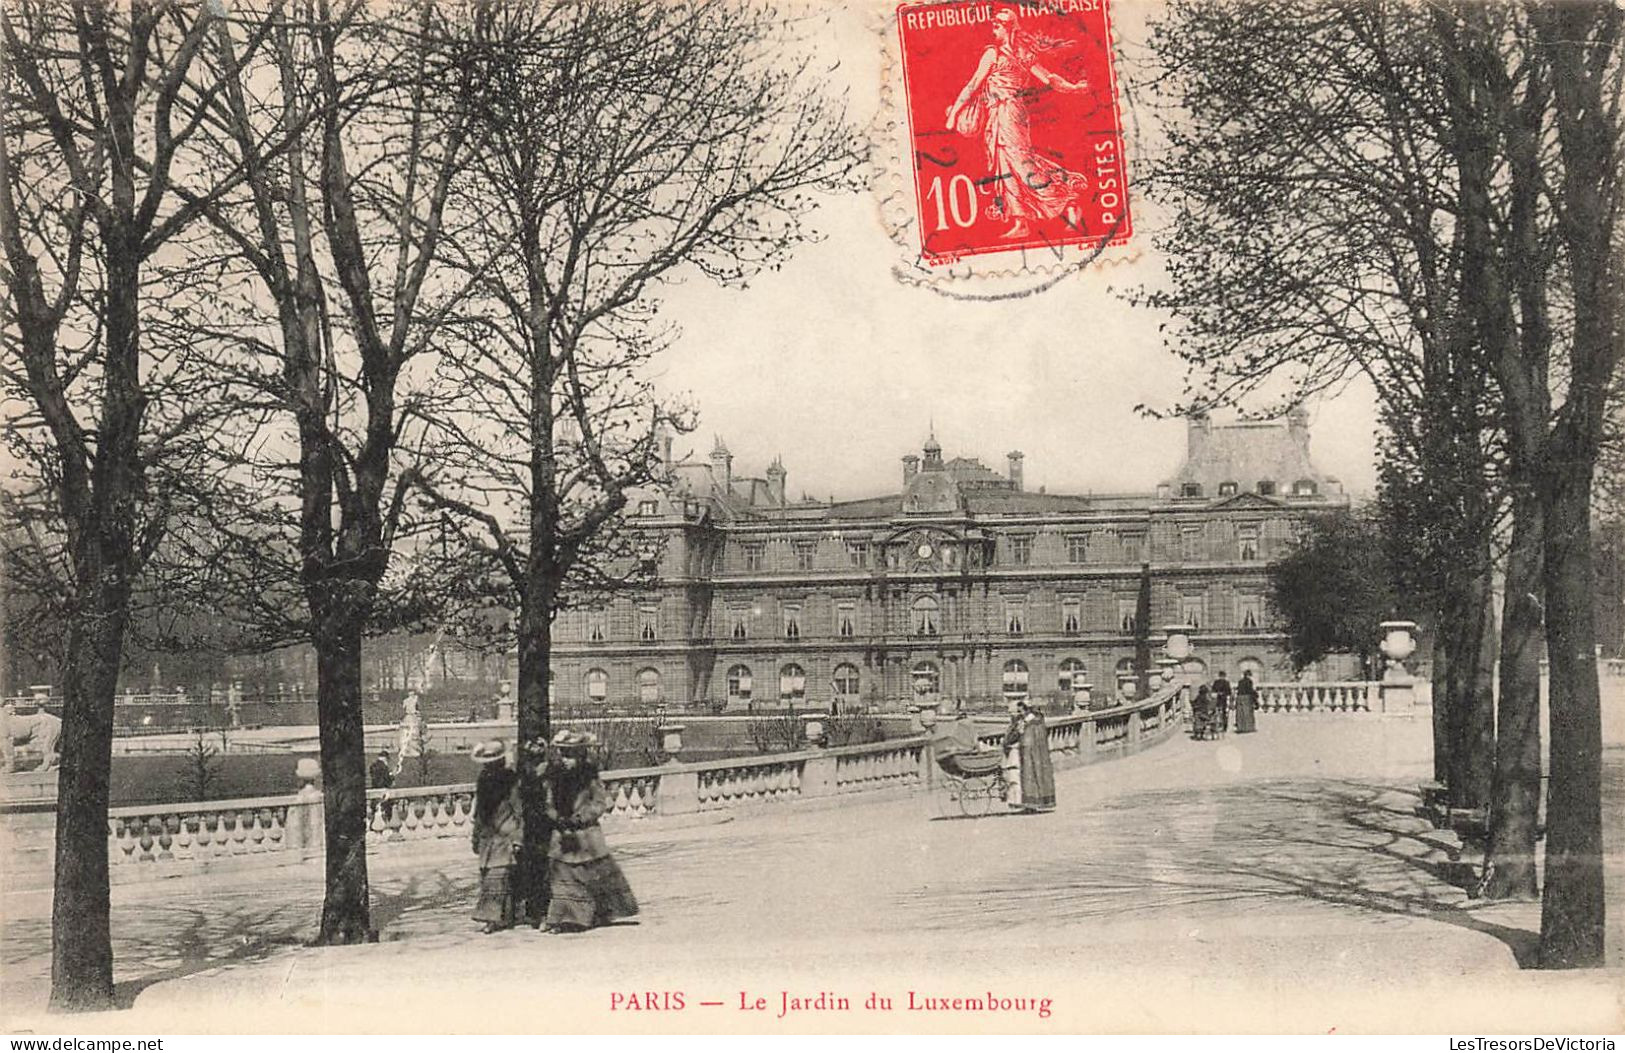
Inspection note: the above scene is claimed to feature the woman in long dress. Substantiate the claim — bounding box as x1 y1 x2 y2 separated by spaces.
542 729 640 933
945 10 1092 239
470 739 522 933
1234 672 1259 734
1002 700 1056 813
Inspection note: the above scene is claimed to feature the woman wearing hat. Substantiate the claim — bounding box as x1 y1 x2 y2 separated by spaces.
470 739 523 933
1001 698 1056 813
542 729 639 933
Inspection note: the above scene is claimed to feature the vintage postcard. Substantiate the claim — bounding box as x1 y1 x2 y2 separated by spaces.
1 0 1622 1039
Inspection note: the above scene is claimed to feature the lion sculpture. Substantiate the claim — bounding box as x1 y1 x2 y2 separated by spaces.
2 702 62 773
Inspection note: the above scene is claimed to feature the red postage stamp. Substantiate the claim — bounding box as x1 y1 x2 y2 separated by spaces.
895 0 1132 266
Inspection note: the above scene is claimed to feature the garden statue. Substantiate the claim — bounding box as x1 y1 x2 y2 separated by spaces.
2 701 62 773
396 692 427 773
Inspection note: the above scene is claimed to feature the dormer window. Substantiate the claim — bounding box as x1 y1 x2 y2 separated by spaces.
1292 479 1318 496
637 500 659 516
1256 480 1277 496
1218 481 1238 497
1180 482 1204 498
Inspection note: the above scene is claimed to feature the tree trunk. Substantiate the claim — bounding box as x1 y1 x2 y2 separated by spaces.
1538 472 1605 967
1431 611 1451 784
311 596 373 945
49 578 127 1011
1445 567 1497 810
514 573 555 926
1483 488 1543 899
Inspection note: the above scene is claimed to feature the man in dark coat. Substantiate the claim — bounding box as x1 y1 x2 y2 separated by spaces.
370 749 394 790
1212 671 1233 733
370 749 395 821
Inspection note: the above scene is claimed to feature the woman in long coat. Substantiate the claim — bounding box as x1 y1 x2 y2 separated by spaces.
1002 700 1056 813
1234 672 1259 734
470 739 522 933
542 729 640 933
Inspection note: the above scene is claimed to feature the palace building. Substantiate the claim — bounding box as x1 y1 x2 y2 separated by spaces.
549 409 1349 712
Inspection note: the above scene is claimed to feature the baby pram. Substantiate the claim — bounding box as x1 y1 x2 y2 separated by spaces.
929 718 1007 816
1190 691 1222 740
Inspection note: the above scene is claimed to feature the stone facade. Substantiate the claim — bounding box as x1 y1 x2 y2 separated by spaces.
550 417 1349 712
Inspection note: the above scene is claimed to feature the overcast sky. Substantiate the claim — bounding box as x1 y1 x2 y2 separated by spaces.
653 1 1381 504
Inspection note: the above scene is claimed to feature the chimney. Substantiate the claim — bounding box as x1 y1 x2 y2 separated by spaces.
902 454 919 485
709 435 732 489
1006 450 1025 491
1187 412 1211 456
654 419 674 467
766 456 787 507
1287 404 1310 445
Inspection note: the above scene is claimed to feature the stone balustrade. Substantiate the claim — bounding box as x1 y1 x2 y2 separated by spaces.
108 796 298 870
366 785 475 846
1255 681 1375 714
75 686 1186 883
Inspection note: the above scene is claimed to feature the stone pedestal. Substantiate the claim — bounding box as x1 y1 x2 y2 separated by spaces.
656 769 700 815
1 767 59 808
1379 673 1418 715
800 753 838 797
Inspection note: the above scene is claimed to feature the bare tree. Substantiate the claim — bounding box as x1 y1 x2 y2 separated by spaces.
167 0 485 943
1141 0 1500 820
1435 0 1623 964
410 0 862 920
0 0 299 1009
1143 0 1623 963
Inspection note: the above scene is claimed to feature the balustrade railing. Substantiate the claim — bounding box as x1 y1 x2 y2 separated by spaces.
832 739 924 792
86 686 1185 880
1255 681 1374 714
697 757 805 809
108 796 294 868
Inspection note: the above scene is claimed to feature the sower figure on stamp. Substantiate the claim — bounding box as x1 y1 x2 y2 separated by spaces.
945 9 1091 240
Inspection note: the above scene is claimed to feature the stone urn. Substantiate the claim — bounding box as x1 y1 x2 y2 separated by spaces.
1380 620 1419 682
1163 625 1195 661
908 701 940 732
295 757 322 801
801 713 827 747
1116 672 1140 700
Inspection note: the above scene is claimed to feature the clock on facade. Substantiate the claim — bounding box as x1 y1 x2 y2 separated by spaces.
916 542 934 559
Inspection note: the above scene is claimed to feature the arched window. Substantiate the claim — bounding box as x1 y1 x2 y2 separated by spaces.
585 668 609 704
1115 656 1136 673
726 664 752 704
637 667 661 705
912 595 940 636
1002 659 1029 698
911 661 940 698
1058 657 1088 694
1293 478 1318 496
1237 656 1265 681
832 663 861 701
778 663 806 703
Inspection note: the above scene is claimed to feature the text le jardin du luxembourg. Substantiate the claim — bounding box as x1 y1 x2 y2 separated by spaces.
609 989 1054 1020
